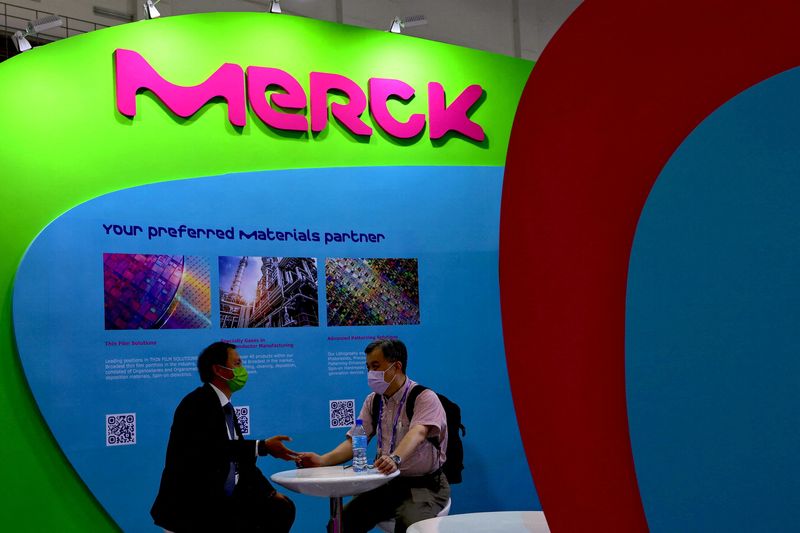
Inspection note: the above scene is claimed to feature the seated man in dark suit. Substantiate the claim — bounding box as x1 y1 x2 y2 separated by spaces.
151 341 297 532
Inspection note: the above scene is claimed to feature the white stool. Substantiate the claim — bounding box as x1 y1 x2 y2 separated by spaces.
377 498 451 533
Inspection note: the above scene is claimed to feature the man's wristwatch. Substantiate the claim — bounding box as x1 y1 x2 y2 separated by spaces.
390 454 402 468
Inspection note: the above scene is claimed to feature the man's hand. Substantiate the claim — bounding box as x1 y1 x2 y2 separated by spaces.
294 452 324 468
262 435 298 460
294 439 354 468
373 454 399 475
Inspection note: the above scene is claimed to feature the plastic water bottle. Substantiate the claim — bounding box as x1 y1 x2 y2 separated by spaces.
351 419 368 472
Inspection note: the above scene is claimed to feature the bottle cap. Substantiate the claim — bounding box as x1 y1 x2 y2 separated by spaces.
356 418 363 425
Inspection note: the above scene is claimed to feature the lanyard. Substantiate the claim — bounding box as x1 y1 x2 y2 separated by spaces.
376 379 411 456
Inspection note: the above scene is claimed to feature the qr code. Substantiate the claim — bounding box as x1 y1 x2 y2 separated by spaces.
329 399 355 428
106 413 136 446
235 406 250 436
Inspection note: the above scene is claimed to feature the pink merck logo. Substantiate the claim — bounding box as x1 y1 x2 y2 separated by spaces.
114 49 486 142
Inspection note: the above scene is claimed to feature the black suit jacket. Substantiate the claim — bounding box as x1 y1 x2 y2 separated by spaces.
151 383 276 532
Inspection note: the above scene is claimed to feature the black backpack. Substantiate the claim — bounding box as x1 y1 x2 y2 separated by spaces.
371 384 466 484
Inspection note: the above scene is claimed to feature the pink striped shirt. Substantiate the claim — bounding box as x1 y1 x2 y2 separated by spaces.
348 377 447 476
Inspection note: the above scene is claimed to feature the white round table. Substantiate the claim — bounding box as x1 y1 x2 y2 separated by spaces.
271 466 399 532
406 511 550 533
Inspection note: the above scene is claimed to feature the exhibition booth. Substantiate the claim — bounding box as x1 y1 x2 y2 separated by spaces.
2 1 799 531
0 11 535 533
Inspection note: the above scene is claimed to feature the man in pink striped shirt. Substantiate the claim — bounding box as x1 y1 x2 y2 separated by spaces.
297 339 449 533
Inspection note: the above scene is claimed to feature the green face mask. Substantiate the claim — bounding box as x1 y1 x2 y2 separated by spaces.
220 365 248 392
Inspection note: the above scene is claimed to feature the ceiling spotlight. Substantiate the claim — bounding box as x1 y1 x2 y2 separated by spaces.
28 14 63 34
12 14 63 52
143 0 161 20
269 0 282 14
389 15 427 34
12 31 31 52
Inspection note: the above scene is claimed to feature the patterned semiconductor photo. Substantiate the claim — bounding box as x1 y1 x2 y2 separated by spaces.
103 254 211 330
219 256 319 328
326 258 420 326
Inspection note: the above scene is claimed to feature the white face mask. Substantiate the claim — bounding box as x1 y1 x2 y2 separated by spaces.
368 364 397 395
